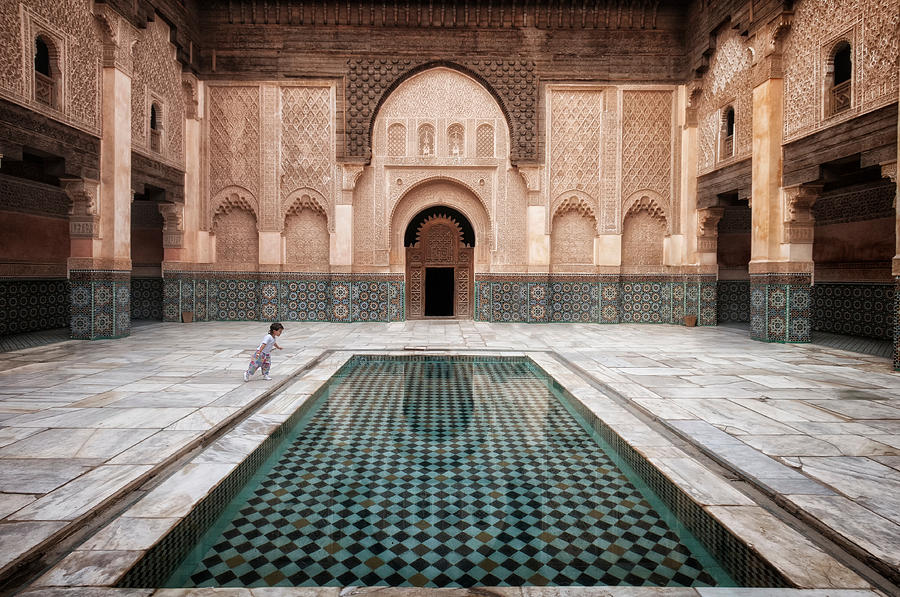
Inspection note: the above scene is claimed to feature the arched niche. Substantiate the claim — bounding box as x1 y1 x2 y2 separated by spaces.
403 206 475 319
390 180 492 270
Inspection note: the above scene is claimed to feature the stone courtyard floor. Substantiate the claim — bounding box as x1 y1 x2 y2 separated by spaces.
0 320 898 596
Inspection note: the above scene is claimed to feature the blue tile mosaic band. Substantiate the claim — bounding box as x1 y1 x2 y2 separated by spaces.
812 283 894 340
0 278 69 335
163 272 405 323
475 275 714 326
749 273 812 343
69 270 131 339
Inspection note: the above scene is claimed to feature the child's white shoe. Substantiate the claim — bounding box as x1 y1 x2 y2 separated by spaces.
243 371 250 382
263 374 272 380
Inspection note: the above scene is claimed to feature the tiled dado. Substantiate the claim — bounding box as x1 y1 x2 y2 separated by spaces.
69 270 131 340
717 280 751 324
131 278 163 320
0 278 69 335
162 272 405 323
750 273 812 343
812 282 894 340
474 274 717 326
895 277 900 371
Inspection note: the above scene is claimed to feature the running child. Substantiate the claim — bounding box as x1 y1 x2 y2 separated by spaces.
244 322 283 381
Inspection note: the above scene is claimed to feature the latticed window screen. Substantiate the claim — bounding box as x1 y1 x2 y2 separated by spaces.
387 123 406 156
447 123 464 156
476 124 494 157
418 124 435 156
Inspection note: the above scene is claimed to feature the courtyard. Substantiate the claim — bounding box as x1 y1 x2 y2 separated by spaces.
0 321 897 595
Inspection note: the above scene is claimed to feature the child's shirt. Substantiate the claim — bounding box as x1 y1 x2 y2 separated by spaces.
258 333 277 355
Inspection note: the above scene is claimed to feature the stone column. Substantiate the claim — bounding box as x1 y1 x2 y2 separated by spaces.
334 164 364 273
518 165 549 273
67 5 135 339
748 16 815 343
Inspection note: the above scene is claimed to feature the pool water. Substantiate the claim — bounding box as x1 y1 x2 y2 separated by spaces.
166 356 734 587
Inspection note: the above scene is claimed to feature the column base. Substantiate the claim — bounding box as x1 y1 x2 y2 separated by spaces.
750 273 812 343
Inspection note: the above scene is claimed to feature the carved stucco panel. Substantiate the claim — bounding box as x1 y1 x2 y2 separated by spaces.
1 1 102 132
783 0 896 141
549 88 603 213
208 85 261 200
622 210 666 266
131 17 184 165
499 167 527 265
388 170 494 233
353 167 376 265
281 86 334 215
285 208 330 266
621 90 673 213
214 208 259 265
860 0 899 106
600 106 620 233
696 25 752 174
551 210 596 266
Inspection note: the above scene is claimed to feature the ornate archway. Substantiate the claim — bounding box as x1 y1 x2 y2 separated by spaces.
405 207 475 319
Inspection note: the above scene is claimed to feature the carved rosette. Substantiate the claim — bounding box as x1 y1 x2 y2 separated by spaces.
158 203 184 248
782 183 823 244
62 178 101 239
697 207 725 253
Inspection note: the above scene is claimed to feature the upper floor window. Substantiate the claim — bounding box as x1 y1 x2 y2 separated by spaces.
719 106 735 160
387 123 406 157
447 123 464 157
418 124 435 157
33 36 60 109
149 102 162 152
476 124 494 157
828 42 852 116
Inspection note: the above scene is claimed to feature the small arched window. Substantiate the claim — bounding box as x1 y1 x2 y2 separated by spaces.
418 124 435 157
149 102 162 152
476 124 494 157
828 42 852 116
387 123 406 157
447 123 464 157
33 35 60 109
719 106 735 160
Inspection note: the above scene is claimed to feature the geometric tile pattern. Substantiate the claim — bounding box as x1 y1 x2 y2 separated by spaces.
750 273 811 343
812 282 894 340
717 280 750 323
69 270 131 340
895 277 900 371
0 278 69 335
169 358 730 588
162 272 404 323
476 275 715 326
131 278 163 320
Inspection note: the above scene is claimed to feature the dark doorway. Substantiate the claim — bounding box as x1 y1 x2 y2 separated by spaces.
425 268 454 316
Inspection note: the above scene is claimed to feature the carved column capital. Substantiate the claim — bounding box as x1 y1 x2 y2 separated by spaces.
517 166 541 193
182 73 200 121
881 161 897 183
697 207 725 253
94 5 137 76
340 163 367 191
782 183 823 244
158 203 185 248
62 177 101 239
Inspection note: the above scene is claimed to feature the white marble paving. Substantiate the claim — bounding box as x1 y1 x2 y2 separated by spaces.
0 320 898 592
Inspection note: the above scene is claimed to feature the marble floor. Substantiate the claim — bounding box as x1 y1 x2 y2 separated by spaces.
0 320 898 596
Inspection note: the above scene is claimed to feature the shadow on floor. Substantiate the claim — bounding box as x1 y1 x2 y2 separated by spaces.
716 321 892 359
0 320 168 353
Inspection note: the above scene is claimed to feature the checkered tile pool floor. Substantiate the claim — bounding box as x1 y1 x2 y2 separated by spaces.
169 358 732 588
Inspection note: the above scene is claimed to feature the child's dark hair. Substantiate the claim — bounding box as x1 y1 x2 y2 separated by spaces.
269 322 284 333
